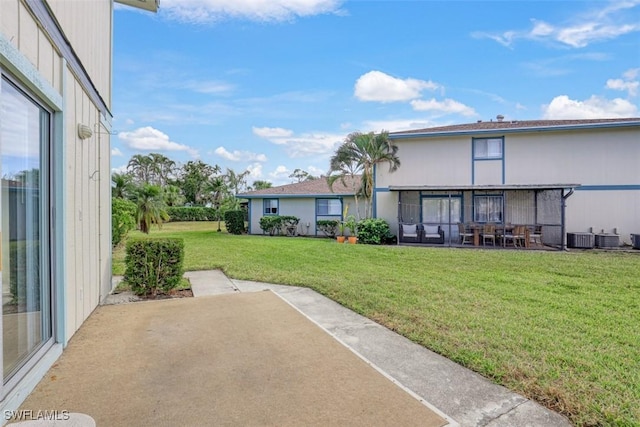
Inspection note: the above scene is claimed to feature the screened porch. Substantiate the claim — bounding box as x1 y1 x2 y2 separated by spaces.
392 185 578 249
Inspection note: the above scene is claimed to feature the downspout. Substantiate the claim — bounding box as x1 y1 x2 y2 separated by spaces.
561 188 575 251
447 192 452 247
397 191 402 245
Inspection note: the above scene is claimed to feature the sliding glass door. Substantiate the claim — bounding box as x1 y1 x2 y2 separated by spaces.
0 76 52 387
421 196 461 243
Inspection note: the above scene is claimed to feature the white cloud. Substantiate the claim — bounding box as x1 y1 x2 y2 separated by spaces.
269 165 291 182
111 147 124 156
111 164 128 174
117 126 199 157
354 71 439 103
183 80 235 95
473 1 640 48
542 95 639 119
213 146 268 162
247 163 263 179
306 165 326 177
606 79 639 97
410 98 477 116
605 68 640 97
252 126 294 138
361 119 441 133
161 0 345 24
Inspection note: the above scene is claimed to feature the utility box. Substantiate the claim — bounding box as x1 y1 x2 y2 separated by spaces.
631 234 640 250
595 233 620 248
567 232 594 249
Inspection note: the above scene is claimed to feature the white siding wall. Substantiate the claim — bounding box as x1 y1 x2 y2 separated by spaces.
1 0 112 340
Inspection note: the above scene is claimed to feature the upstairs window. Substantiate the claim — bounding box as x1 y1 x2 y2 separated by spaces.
474 137 503 159
316 199 342 216
263 199 278 215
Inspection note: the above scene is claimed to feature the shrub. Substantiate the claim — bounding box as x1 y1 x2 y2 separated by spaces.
112 197 137 247
166 206 216 222
124 238 184 296
259 216 283 235
224 210 245 234
357 218 393 245
317 219 340 237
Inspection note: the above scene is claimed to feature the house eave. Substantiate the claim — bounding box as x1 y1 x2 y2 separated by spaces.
389 120 640 140
388 184 581 191
239 193 354 199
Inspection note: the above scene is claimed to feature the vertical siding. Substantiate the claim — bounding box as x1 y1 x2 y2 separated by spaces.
0 0 20 48
46 0 112 106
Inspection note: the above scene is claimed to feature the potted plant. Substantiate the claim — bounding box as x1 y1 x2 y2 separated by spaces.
336 221 346 243
344 215 358 244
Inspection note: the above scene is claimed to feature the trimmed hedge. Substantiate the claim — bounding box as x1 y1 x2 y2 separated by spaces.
112 197 137 247
166 206 217 222
356 218 394 245
224 210 245 234
124 238 184 296
259 215 300 236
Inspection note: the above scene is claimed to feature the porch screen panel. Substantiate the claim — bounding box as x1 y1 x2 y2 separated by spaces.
505 191 535 224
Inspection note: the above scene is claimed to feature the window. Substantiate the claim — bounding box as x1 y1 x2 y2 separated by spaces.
263 199 278 215
474 137 503 159
316 199 341 216
1 76 52 382
474 195 503 223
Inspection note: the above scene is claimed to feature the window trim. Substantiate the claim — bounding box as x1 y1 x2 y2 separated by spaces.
473 137 504 160
315 198 342 216
263 198 279 215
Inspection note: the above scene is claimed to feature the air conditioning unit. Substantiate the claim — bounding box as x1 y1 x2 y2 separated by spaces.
567 232 594 249
631 234 640 250
595 234 619 248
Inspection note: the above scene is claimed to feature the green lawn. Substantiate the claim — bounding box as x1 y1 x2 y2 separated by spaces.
113 222 640 426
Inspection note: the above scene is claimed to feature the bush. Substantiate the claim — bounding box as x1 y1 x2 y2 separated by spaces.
166 206 216 222
224 210 245 234
357 218 393 245
259 216 283 235
124 238 184 296
316 219 340 237
112 198 137 247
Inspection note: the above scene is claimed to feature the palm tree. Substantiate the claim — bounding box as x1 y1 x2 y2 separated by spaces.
127 154 153 185
327 130 400 219
111 172 134 199
148 153 176 186
163 184 184 207
132 184 169 234
327 141 363 218
224 168 250 195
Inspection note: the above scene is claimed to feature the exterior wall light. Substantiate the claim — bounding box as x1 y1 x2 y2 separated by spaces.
77 124 93 140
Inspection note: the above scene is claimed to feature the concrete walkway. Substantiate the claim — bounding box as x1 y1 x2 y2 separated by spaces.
184 270 571 427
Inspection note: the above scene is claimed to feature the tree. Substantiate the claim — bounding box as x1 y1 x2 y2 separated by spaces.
163 185 185 207
178 160 220 205
251 180 272 190
148 153 176 186
327 130 400 219
127 154 153 185
289 168 317 183
327 140 364 218
111 172 134 199
224 168 250 195
132 184 169 234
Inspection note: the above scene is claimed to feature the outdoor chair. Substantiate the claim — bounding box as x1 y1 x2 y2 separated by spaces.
481 224 497 246
529 225 543 247
458 223 474 245
422 225 445 244
399 223 421 243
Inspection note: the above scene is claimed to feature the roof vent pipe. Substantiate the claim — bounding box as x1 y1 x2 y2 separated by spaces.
496 114 504 122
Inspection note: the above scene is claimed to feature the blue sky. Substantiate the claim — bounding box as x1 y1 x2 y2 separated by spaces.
111 0 640 185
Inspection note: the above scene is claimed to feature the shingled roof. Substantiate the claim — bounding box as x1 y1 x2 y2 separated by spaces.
240 176 360 197
390 117 640 136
